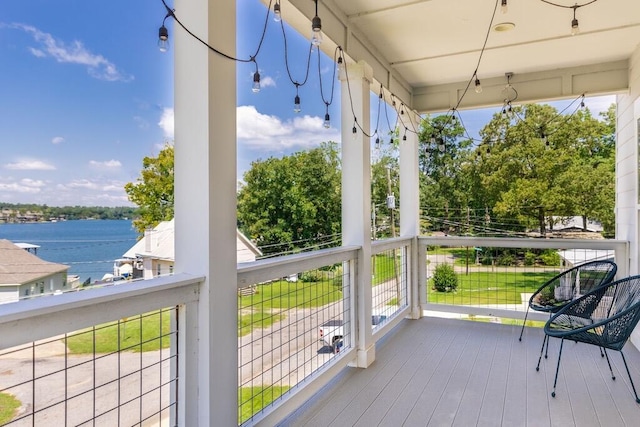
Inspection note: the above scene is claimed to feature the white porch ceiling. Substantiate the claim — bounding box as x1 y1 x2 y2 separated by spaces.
275 0 640 112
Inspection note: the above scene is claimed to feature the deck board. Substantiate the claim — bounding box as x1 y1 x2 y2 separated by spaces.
279 316 640 427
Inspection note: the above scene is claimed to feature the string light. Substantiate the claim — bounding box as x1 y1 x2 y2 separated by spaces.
157 6 173 53
294 95 301 113
273 0 281 22
540 1 600 36
474 75 483 94
252 70 261 93
324 104 331 128
311 0 323 47
571 6 580 35
501 0 508 14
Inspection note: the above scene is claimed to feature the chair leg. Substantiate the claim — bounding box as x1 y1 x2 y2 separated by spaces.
551 338 565 398
600 346 605 358
620 351 640 404
536 334 547 372
545 331 551 359
519 307 530 341
602 348 615 380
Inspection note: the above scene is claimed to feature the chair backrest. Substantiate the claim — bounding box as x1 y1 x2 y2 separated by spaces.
538 260 617 304
591 276 640 349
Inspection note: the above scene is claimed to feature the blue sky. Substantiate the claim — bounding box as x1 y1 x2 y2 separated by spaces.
0 0 614 207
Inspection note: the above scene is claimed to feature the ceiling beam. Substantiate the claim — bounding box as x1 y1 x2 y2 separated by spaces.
413 60 629 113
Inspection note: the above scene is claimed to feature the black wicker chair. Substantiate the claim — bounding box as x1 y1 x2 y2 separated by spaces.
519 260 617 351
543 275 640 402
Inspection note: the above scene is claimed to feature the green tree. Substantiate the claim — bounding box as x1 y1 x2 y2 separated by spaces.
237 142 341 256
474 103 615 236
418 114 474 233
125 144 175 234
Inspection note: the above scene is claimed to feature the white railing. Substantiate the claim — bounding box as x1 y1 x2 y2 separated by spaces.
236 245 359 426
418 236 629 321
0 273 203 426
4 236 628 426
371 237 414 340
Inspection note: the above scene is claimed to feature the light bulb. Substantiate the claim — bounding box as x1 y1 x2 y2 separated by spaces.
324 113 330 128
571 18 579 35
337 57 344 73
294 95 301 113
501 0 508 14
474 78 483 94
158 25 169 52
375 137 380 147
430 134 436 144
311 16 322 46
252 72 261 93
403 134 407 141
352 125 357 140
273 2 281 22
438 142 445 153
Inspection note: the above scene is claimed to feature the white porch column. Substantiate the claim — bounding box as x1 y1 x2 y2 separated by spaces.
174 0 237 425
340 60 375 368
400 114 421 319
616 43 640 347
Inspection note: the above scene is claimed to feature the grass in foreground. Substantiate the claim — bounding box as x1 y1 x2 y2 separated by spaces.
66 310 172 354
0 392 20 425
239 386 290 424
428 270 557 305
240 279 342 310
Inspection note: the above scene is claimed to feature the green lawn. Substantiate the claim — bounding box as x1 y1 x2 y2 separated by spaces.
66 310 173 354
240 279 342 310
428 270 557 305
372 253 401 285
239 386 290 424
0 392 20 425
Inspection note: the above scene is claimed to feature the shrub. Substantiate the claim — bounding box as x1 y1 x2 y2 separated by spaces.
496 254 515 266
524 251 537 266
300 271 321 282
539 250 561 266
480 254 493 265
433 263 458 292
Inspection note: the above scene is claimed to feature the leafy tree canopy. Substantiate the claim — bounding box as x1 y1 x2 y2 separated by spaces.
237 142 342 256
125 144 174 234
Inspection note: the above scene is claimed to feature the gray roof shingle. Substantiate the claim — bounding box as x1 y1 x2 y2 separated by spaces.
0 239 69 286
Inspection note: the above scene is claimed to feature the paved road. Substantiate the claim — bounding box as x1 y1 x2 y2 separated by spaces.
0 279 404 425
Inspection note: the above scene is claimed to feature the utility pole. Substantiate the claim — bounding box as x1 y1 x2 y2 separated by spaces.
386 167 401 301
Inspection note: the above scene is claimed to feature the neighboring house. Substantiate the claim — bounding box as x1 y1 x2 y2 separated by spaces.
559 248 615 267
551 216 604 233
116 219 262 280
0 239 70 304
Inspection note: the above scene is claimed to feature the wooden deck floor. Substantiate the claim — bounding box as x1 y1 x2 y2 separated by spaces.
281 316 640 426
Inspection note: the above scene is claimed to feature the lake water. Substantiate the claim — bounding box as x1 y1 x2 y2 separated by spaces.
0 220 139 283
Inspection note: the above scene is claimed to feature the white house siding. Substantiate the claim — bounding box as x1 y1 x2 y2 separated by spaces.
0 287 18 304
616 45 640 275
617 43 640 347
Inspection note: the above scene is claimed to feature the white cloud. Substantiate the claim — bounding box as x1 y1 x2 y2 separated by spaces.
237 105 340 151
52 136 64 144
261 75 276 89
4 159 56 170
89 159 122 168
0 178 46 194
11 23 133 82
158 108 174 138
